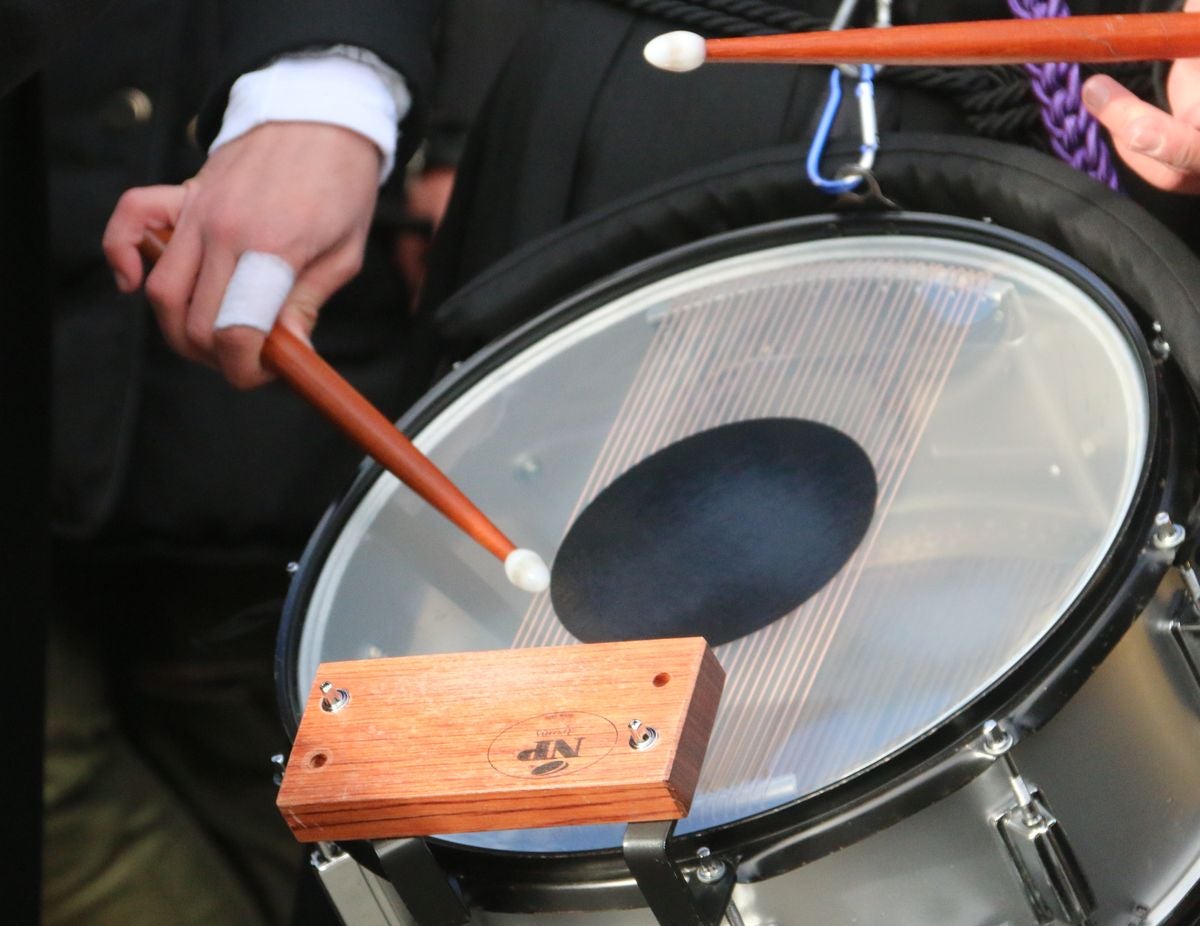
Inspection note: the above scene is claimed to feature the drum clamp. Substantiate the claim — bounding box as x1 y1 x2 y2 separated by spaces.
985 732 1096 926
623 819 736 926
310 843 415 926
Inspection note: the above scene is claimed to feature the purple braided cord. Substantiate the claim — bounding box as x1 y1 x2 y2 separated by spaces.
1007 0 1121 189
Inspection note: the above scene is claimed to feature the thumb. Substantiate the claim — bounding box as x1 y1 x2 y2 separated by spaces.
1083 74 1200 193
102 184 188 291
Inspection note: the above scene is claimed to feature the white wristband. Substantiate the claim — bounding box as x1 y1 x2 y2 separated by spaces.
215 252 295 333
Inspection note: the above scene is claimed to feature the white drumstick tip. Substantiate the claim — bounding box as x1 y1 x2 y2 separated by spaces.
504 548 551 593
643 31 707 73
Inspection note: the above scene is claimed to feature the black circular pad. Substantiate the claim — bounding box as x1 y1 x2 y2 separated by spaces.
550 418 877 646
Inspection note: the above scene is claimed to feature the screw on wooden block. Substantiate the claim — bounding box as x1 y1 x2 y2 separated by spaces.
319 681 350 713
628 719 658 750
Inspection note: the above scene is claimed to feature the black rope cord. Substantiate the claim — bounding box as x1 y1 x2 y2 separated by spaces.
608 0 1158 147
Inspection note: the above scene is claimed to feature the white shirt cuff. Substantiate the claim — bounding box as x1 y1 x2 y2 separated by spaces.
209 46 411 183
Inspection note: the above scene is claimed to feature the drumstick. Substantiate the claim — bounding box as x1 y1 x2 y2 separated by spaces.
137 229 550 593
644 12 1200 72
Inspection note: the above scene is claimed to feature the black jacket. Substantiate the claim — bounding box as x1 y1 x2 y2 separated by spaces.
420 0 1197 324
46 0 436 562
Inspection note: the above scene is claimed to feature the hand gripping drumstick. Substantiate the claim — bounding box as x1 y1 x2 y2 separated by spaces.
137 229 550 593
644 11 1200 72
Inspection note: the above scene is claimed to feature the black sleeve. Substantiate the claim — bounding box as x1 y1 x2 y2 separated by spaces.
196 0 439 166
423 0 543 169
0 0 119 96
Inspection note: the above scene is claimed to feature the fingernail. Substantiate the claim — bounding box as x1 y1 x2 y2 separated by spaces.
1081 80 1109 111
113 271 131 291
1130 126 1163 154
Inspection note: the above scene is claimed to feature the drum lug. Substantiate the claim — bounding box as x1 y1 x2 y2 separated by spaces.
1173 561 1200 614
623 819 736 926
1169 567 1200 689
310 842 416 926
1150 321 1171 360
993 756 1095 926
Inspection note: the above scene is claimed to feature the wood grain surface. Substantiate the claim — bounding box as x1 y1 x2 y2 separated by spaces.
704 13 1200 66
276 638 725 842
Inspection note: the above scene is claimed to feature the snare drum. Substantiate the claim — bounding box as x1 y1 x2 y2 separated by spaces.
279 147 1200 926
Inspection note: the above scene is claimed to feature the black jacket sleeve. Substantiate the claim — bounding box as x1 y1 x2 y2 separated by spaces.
196 0 438 166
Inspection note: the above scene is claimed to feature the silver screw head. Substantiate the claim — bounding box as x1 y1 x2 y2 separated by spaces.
694 846 727 883
1152 512 1186 551
981 719 1014 756
319 681 350 713
628 719 659 750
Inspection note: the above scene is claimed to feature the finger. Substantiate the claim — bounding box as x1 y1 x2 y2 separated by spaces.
182 246 239 361
102 185 187 292
213 239 364 389
213 326 271 390
210 251 297 389
144 222 207 363
1083 75 1200 193
213 275 321 390
275 240 365 345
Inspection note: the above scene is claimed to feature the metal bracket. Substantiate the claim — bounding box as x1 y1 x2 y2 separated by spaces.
375 839 470 926
622 820 736 926
991 752 1095 926
311 843 415 926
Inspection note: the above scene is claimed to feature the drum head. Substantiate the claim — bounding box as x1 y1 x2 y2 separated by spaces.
281 214 1152 855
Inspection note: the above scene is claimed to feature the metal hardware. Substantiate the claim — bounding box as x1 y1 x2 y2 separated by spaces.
375 838 470 926
623 819 736 926
270 753 287 786
806 65 878 194
980 719 1014 757
312 843 415 926
286 561 299 575
724 901 749 926
994 757 1095 926
1152 512 1186 551
1151 322 1171 360
1180 563 1200 609
694 847 727 884
806 0 880 194
629 719 659 750
320 681 350 713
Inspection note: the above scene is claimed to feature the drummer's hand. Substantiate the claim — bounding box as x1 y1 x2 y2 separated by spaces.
1082 0 1200 194
102 122 381 388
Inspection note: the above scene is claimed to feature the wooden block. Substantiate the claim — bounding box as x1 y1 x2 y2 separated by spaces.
276 637 725 843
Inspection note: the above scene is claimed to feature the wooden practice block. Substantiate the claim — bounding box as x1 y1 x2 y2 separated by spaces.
276 637 725 843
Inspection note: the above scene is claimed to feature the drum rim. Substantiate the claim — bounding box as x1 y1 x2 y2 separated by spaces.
277 211 1178 903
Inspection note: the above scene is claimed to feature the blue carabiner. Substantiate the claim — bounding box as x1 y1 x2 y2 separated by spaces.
806 64 879 194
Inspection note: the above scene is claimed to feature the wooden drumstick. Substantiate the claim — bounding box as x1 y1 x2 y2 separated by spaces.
644 12 1200 71
137 229 549 593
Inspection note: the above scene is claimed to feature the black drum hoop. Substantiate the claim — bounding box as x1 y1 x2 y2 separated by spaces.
277 212 1193 910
